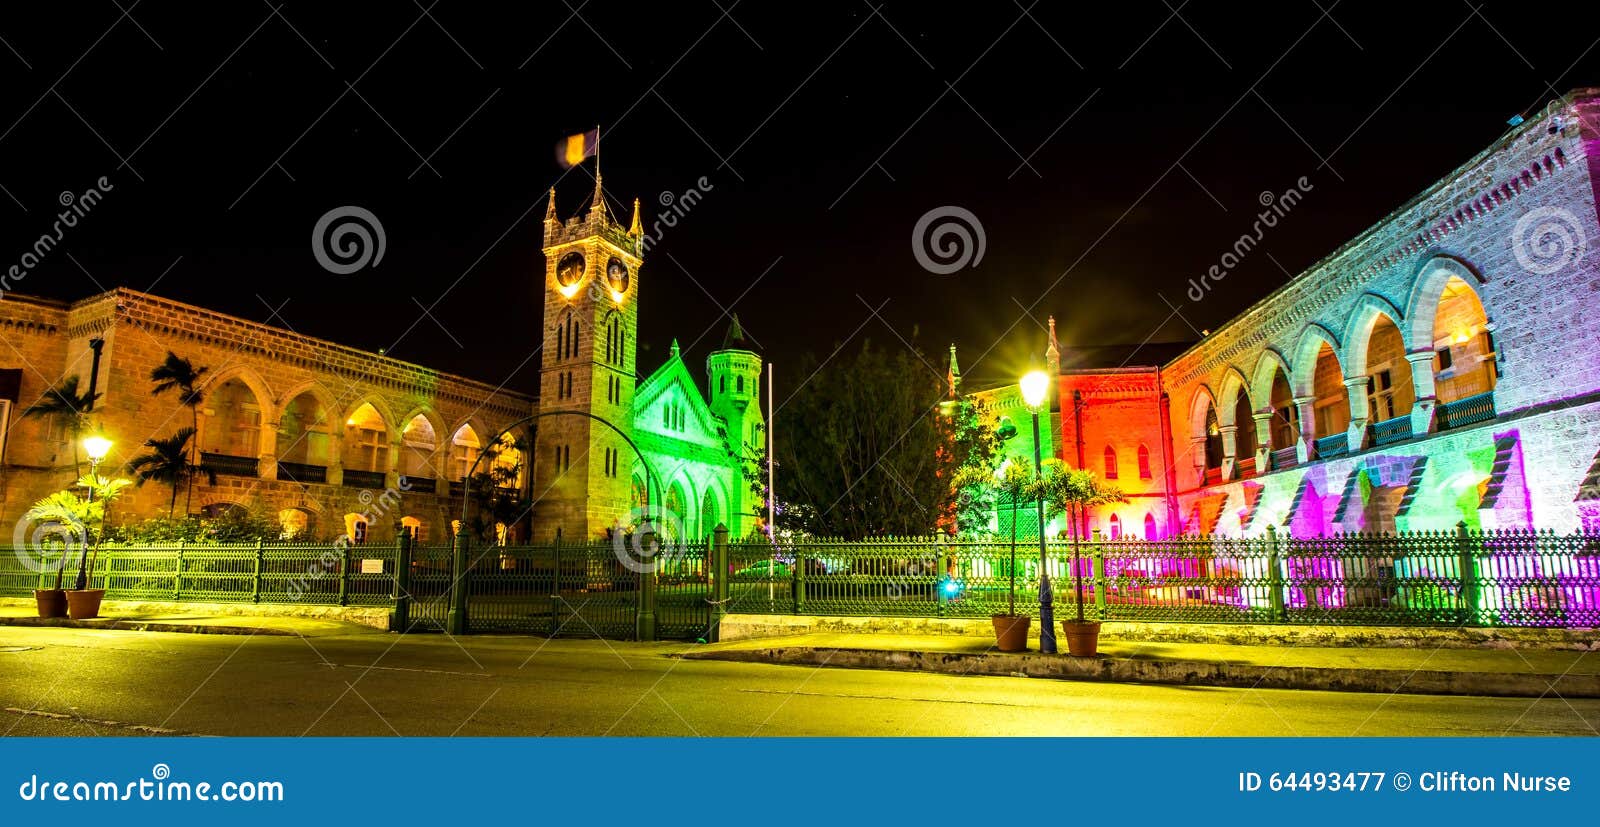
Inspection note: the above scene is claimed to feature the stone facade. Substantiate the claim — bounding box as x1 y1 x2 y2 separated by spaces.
0 289 535 543
959 88 1600 537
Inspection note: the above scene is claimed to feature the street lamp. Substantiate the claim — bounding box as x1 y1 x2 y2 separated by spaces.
76 434 113 591
1018 370 1056 655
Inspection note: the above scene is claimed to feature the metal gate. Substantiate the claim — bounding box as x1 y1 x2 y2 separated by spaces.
394 534 714 640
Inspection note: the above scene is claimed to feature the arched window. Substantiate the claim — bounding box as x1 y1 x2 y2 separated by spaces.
1108 513 1122 540
1143 512 1157 541
1137 444 1152 479
401 516 425 542
1432 276 1497 404
450 425 481 481
1103 446 1118 479
400 415 437 479
342 402 388 473
344 513 369 545
199 378 261 459
1232 390 1257 461
1204 405 1223 469
278 508 312 541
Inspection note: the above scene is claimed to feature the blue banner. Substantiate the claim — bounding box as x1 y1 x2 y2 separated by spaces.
1 738 1593 825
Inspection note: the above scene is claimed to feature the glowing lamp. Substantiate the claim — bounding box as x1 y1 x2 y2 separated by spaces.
1452 329 1471 344
610 289 626 304
82 435 112 462
1019 371 1050 409
558 283 582 300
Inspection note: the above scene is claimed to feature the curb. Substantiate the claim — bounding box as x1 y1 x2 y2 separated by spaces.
0 616 299 636
682 645 1600 698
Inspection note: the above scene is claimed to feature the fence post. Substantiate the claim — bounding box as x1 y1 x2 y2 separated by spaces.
251 538 264 603
1457 521 1481 625
174 539 185 601
637 531 658 642
549 531 562 637
392 531 412 633
795 543 807 613
447 532 469 635
1092 541 1106 618
337 541 352 606
1265 525 1286 622
709 524 729 642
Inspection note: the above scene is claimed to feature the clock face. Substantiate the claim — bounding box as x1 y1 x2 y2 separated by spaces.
606 257 630 294
556 251 585 287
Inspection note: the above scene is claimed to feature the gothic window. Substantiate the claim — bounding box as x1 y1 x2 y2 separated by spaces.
737 376 744 393
343 402 388 473
1143 512 1157 541
1137 444 1152 479
451 425 481 481
1103 446 1118 479
1108 514 1122 540
401 516 425 542
344 513 369 545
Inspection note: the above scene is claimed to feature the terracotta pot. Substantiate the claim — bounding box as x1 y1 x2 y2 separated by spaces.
34 589 67 619
1061 620 1101 657
991 614 1030 652
64 589 105 620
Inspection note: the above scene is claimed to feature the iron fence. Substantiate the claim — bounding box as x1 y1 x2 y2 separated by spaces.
723 526 1600 628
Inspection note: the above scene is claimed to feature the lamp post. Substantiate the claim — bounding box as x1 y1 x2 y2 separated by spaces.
1019 370 1055 655
76 434 113 591
994 418 1018 617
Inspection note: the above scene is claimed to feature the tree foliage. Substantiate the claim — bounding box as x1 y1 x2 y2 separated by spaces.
766 340 994 540
126 428 216 517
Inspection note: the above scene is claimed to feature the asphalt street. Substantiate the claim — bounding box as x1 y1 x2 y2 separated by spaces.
1 627 1596 737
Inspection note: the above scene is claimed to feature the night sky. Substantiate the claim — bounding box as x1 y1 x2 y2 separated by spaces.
3 1 1598 397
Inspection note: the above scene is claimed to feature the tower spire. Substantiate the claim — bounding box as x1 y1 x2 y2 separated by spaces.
545 187 558 224
629 197 642 237
947 343 961 398
589 169 606 221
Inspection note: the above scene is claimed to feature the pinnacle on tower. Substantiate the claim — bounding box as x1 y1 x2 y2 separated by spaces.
721 314 755 352
670 338 681 358
947 343 960 398
1046 316 1059 361
589 170 606 220
544 187 558 223
629 198 642 238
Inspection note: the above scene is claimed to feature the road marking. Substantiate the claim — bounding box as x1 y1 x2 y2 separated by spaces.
3 707 193 735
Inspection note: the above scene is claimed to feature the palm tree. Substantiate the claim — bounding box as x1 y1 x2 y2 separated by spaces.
1039 460 1128 623
149 352 209 514
22 375 101 473
127 428 215 518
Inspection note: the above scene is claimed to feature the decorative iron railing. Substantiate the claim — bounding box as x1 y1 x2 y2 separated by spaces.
1438 391 1496 431
276 461 327 484
1372 415 1413 446
1313 433 1349 459
342 469 386 489
1270 447 1299 471
201 452 258 478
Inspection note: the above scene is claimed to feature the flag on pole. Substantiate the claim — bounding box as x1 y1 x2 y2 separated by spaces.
557 129 599 168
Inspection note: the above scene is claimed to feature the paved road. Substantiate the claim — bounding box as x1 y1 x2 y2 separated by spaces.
1 627 1595 736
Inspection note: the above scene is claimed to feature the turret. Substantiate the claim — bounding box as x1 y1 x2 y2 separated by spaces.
707 314 764 456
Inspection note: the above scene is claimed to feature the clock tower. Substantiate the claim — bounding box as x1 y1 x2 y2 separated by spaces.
534 173 643 541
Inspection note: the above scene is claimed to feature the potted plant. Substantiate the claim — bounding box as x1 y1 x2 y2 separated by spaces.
1040 461 1126 657
63 472 130 620
957 458 1035 651
21 492 88 618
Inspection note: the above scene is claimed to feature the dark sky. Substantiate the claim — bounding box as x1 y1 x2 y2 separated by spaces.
3 1 1598 397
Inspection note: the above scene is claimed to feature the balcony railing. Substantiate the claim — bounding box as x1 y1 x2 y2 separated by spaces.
1313 433 1349 460
1270 447 1299 471
402 476 436 494
201 452 258 478
342 469 387 490
276 461 327 484
1372 415 1413 446
1438 391 1496 431
1203 467 1222 486
1237 457 1257 479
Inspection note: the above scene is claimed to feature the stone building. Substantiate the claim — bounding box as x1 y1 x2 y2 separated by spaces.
0 175 761 545
956 88 1600 538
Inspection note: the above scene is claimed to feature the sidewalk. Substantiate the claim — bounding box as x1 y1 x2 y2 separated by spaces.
0 603 389 638
680 632 1600 698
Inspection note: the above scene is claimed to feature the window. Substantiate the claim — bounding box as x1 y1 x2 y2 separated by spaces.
1103 446 1118 479
401 516 424 542
1436 346 1453 371
737 376 744 393
1144 513 1157 541
1137 444 1152 480
344 514 369 545
1108 514 1122 540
